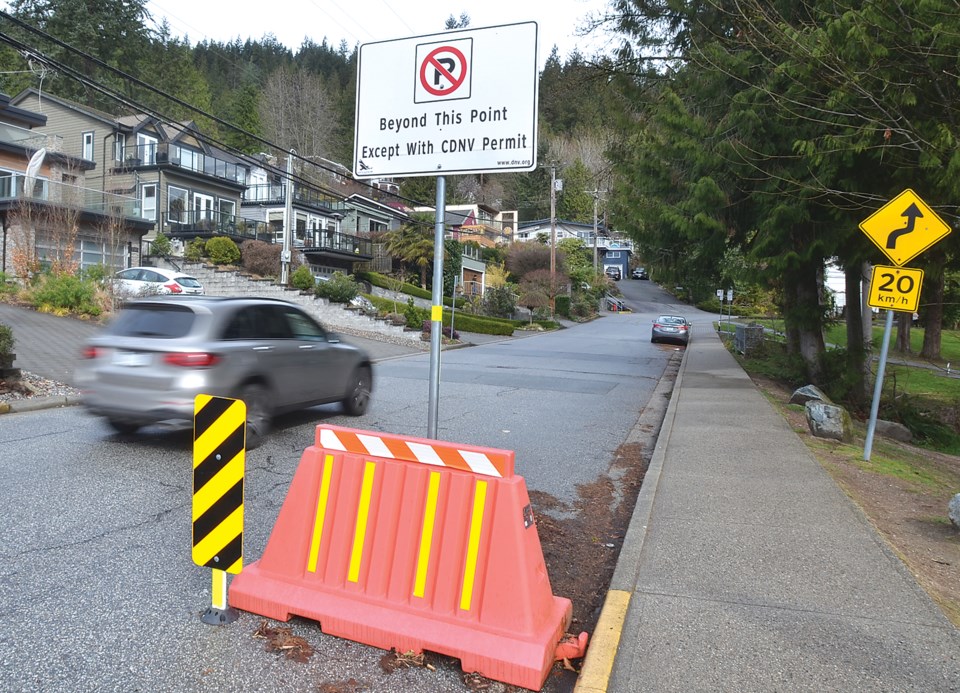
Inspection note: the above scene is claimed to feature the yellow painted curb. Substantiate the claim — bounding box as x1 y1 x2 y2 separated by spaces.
574 589 631 693
0 402 10 414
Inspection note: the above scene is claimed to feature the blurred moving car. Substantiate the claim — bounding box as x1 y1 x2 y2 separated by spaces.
651 315 691 345
631 267 649 280
75 296 373 447
604 266 621 281
113 266 204 298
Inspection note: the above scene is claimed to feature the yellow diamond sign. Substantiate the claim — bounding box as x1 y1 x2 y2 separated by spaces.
859 189 951 266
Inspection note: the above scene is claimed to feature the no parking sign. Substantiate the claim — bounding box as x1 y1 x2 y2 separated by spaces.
416 41 471 102
354 22 539 177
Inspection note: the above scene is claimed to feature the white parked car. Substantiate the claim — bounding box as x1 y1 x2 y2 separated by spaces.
113 267 204 298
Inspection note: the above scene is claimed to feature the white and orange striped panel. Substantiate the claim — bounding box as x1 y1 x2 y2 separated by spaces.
316 425 514 478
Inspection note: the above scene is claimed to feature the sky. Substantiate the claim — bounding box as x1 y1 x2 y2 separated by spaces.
144 0 614 69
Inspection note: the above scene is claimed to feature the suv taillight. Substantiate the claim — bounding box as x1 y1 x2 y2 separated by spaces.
81 346 102 359
164 282 183 293
163 352 220 367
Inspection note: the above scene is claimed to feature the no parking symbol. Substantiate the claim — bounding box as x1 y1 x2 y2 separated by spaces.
415 39 472 103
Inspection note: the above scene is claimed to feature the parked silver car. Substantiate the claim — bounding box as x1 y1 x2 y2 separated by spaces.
651 315 691 345
75 296 373 447
113 266 204 298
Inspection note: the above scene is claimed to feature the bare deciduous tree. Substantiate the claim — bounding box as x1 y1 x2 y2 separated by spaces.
259 66 336 160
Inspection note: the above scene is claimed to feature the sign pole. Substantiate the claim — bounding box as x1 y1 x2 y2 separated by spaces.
428 176 446 439
864 309 895 461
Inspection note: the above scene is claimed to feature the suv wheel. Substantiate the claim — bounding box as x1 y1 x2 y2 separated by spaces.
239 383 272 449
342 366 372 416
106 418 141 435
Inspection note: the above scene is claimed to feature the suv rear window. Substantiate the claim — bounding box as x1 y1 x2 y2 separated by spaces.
106 304 197 338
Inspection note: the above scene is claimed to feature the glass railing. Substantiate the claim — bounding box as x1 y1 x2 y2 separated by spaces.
243 183 341 209
0 173 139 217
119 143 246 184
300 230 372 256
161 209 272 240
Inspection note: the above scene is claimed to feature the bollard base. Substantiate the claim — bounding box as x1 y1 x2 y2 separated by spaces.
201 606 239 626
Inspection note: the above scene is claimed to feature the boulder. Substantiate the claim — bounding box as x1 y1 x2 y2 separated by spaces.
875 419 913 443
790 384 831 406
949 494 960 530
805 401 853 442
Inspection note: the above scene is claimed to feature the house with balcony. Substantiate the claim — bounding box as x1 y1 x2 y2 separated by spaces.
11 89 265 250
240 160 378 279
415 203 517 248
0 93 151 277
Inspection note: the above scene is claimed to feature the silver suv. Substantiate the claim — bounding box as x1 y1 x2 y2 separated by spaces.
75 296 373 447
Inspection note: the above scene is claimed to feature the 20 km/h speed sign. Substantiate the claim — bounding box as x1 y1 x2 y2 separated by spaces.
867 265 924 313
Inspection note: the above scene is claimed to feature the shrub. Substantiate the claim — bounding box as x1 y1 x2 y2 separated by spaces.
80 264 110 283
481 285 517 318
185 238 206 262
150 233 172 256
290 264 316 291
570 295 597 319
0 323 13 355
205 236 241 265
315 272 360 303
29 274 100 316
0 272 18 296
422 320 460 340
240 240 280 277
403 297 425 327
555 295 571 318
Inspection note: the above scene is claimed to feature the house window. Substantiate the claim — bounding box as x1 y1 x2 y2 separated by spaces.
141 183 157 221
168 185 188 223
193 192 214 222
368 219 387 234
82 131 94 161
137 133 158 165
607 251 621 259
218 199 235 221
113 134 125 162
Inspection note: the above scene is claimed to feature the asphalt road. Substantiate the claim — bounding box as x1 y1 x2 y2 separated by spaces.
0 279 682 692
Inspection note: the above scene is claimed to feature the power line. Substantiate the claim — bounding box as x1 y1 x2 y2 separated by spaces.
0 11 439 213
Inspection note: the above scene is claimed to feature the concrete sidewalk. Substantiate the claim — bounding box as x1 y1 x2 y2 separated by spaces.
578 326 960 691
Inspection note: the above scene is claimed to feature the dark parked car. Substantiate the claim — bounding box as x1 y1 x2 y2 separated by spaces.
631 267 649 280
651 315 691 345
604 266 621 281
75 296 373 447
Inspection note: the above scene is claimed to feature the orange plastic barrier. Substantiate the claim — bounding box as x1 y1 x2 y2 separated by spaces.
229 424 572 690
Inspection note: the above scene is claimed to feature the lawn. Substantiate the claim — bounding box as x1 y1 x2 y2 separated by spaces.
739 317 960 365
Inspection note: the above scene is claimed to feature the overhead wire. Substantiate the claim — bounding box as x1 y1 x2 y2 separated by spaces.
0 10 443 216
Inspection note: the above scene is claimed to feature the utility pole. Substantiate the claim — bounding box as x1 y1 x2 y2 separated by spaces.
550 164 557 314
280 149 295 286
550 164 557 277
591 189 600 273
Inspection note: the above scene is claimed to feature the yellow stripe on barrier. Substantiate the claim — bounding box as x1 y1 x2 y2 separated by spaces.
414 471 441 598
348 461 377 583
307 454 335 573
460 479 487 611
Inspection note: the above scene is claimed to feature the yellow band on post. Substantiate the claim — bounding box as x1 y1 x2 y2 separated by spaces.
431 305 443 321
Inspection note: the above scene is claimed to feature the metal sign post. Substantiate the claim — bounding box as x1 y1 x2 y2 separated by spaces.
863 310 894 461
427 177 446 439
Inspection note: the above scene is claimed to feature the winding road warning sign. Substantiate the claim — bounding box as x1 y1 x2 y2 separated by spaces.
415 39 472 103
859 189 951 266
